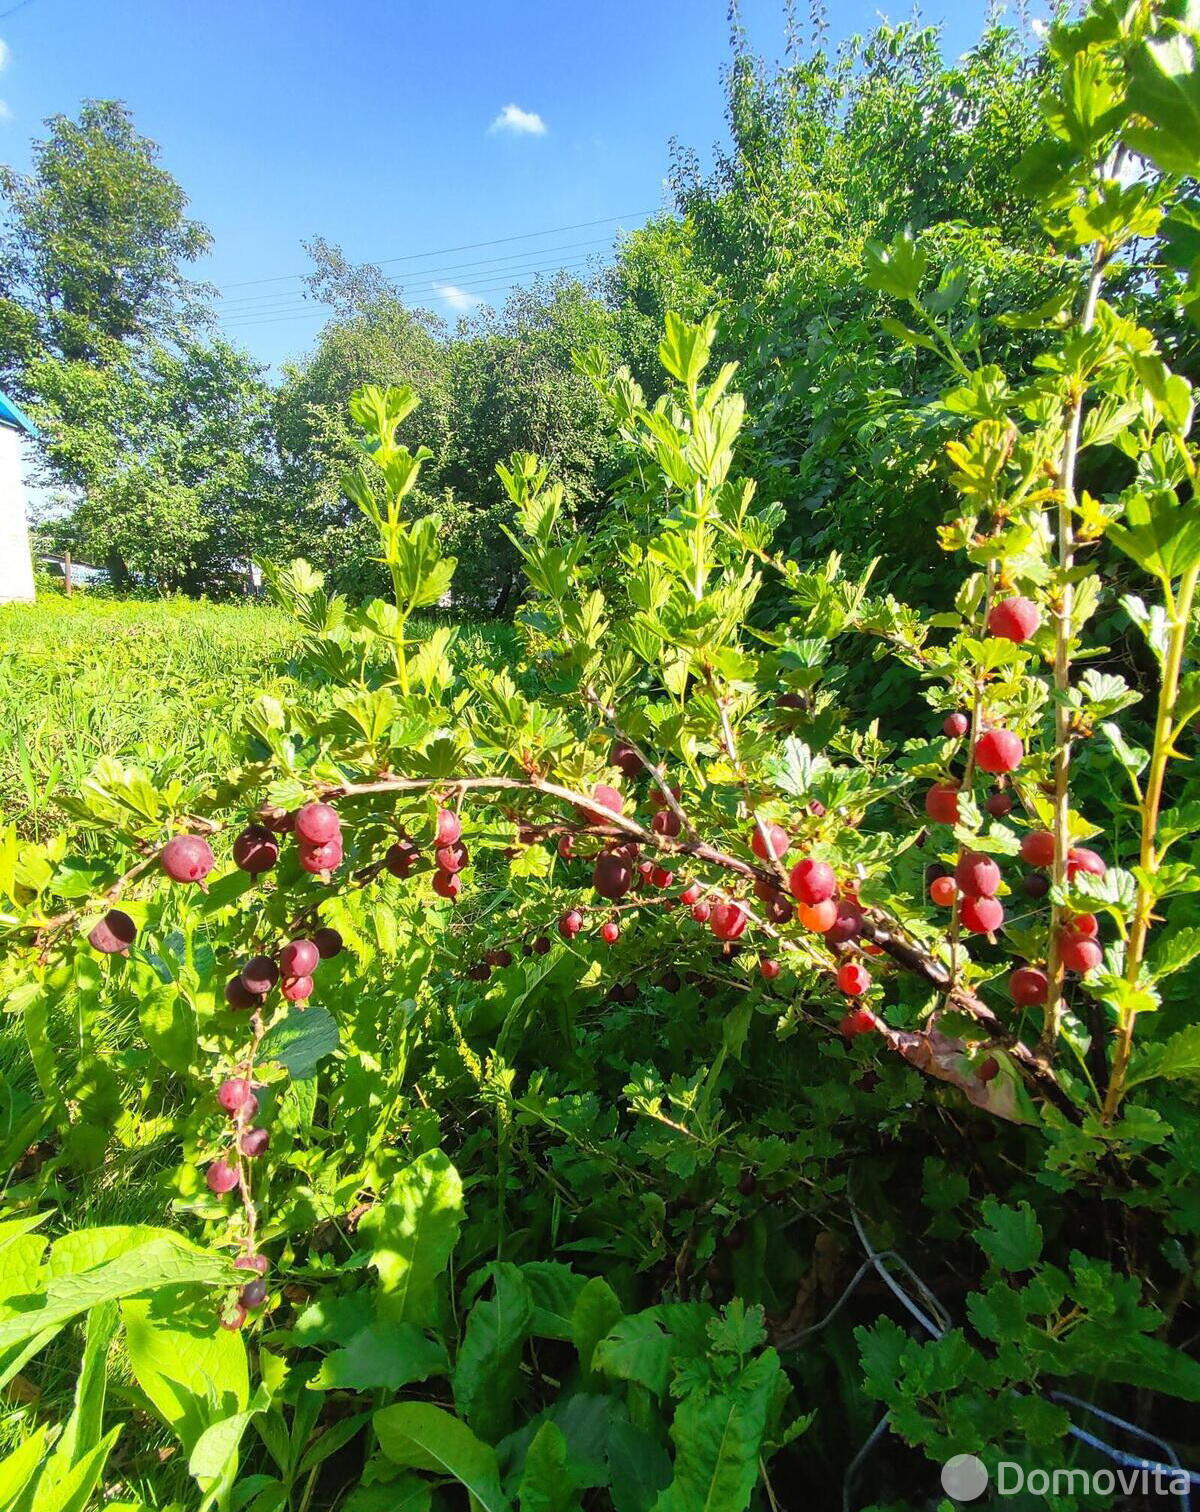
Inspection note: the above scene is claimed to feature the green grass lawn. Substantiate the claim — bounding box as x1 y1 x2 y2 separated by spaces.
0 591 516 840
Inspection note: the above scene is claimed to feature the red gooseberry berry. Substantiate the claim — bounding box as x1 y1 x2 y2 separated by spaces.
1010 965 1048 1006
218 1077 255 1116
975 729 1023 774
987 595 1041 643
955 851 1001 898
930 875 958 907
710 902 749 941
1020 831 1056 868
432 870 461 901
559 909 583 940
590 784 624 817
798 898 839 932
789 857 836 905
943 712 969 738
600 920 620 944
298 837 342 873
680 883 702 906
240 956 279 996
280 938 320 978
986 791 1013 818
837 961 871 996
225 976 261 1010
220 1303 248 1332
313 927 342 959
1061 933 1103 974
283 975 313 1002
232 825 279 875
651 808 682 838
960 895 1005 934
435 840 470 874
162 834 215 884
825 901 865 945
1070 913 1098 938
751 822 790 860
594 851 633 900
435 808 462 846
691 901 712 923
87 908 137 955
206 1159 240 1195
651 866 674 888
385 839 419 877
1067 847 1106 880
759 956 781 981
839 1007 877 1039
240 1127 270 1158
609 740 644 780
295 802 340 846
924 784 960 825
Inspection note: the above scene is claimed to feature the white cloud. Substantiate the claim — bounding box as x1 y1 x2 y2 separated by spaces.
0 40 10 72
0 102 11 123
489 103 546 137
433 282 484 312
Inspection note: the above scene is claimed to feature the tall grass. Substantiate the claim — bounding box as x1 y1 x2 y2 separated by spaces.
0 593 517 839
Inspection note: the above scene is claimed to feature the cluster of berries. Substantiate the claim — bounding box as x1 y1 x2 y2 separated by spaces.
224 929 342 1009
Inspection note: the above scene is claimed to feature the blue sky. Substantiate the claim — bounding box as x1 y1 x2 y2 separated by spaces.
0 0 1009 371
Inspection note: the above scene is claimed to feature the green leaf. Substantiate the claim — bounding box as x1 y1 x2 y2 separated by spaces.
0 1237 229 1351
864 232 927 301
1126 24 1200 178
453 1262 533 1442
974 1199 1042 1273
658 311 717 391
651 1350 780 1512
358 1150 464 1327
521 1262 587 1341
139 984 195 1075
1106 490 1200 585
373 1402 511 1512
1148 927 1200 982
593 1305 714 1397
1126 1025 1200 1088
310 1322 448 1392
258 1007 338 1080
518 1422 582 1512
122 1288 249 1453
606 1420 673 1512
571 1278 623 1382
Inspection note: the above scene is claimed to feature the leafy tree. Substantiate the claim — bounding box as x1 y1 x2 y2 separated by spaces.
36 336 273 591
0 99 210 381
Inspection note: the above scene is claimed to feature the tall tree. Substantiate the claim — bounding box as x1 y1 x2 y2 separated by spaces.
0 99 211 384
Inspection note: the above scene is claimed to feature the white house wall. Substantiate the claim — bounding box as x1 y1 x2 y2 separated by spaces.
0 425 35 603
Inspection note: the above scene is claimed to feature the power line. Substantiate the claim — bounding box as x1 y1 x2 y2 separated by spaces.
216 233 625 310
216 209 655 292
221 256 611 331
220 251 613 329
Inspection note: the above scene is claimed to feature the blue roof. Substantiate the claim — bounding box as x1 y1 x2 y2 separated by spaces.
0 390 38 436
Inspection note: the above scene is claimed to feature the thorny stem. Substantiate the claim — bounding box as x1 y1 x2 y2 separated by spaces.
1042 239 1108 1060
1102 563 1199 1121
25 768 1073 1116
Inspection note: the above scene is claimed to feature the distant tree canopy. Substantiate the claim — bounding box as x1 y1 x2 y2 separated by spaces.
0 7 1189 609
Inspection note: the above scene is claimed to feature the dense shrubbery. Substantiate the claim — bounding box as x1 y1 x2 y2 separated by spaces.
3 5 1200 1510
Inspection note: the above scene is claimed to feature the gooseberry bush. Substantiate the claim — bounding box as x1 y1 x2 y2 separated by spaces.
4 8 1200 1508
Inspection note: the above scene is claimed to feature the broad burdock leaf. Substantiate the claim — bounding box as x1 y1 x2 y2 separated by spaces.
373 1402 511 1512
651 1348 781 1512
453 1262 534 1442
358 1150 464 1327
310 1322 448 1392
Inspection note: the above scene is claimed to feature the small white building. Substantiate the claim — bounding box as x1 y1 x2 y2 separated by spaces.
0 390 37 603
